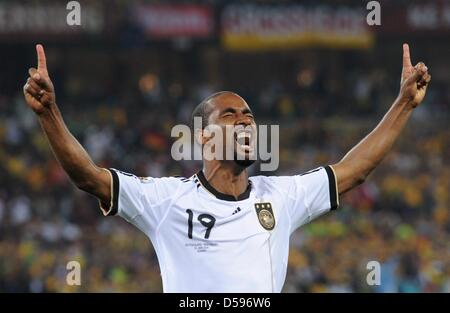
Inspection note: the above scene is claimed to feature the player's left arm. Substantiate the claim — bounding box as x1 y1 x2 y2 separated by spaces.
330 43 431 195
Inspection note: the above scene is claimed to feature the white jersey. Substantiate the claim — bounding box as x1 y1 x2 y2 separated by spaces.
100 166 339 293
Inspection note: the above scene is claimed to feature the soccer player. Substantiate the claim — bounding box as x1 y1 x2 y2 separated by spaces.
23 44 430 292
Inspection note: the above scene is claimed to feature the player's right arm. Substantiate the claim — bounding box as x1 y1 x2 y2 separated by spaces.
22 44 111 205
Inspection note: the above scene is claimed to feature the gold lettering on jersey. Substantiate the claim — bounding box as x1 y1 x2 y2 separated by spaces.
254 202 275 231
138 176 153 184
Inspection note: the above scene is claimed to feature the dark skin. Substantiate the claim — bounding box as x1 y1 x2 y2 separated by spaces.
23 44 110 205
23 43 431 205
199 92 256 198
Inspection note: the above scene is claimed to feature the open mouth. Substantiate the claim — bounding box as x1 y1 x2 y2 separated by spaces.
234 130 253 152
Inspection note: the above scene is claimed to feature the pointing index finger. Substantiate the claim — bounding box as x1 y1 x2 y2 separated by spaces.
36 44 48 73
403 43 412 68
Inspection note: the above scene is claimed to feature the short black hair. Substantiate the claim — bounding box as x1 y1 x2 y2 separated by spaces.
191 91 237 130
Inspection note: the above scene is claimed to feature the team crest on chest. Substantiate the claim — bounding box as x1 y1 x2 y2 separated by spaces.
254 202 275 231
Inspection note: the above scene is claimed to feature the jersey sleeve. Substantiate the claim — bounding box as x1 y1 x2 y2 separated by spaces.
99 168 182 232
287 165 339 231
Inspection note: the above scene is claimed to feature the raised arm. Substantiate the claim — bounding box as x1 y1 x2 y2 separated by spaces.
23 44 111 205
331 44 431 194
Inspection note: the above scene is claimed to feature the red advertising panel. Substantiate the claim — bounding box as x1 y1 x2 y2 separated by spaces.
134 4 213 38
380 2 450 35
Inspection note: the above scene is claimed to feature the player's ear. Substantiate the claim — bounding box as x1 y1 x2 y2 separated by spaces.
194 128 207 145
200 126 215 145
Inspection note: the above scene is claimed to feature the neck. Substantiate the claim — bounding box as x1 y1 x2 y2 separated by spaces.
202 161 249 200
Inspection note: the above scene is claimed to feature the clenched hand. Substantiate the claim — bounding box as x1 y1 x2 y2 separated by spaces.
23 44 56 115
399 43 431 109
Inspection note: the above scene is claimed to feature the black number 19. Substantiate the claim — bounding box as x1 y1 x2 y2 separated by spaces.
186 209 216 239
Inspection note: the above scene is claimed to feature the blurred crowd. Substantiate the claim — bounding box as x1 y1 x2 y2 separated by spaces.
0 42 449 292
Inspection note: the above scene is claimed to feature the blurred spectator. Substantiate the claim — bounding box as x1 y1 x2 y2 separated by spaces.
0 39 449 293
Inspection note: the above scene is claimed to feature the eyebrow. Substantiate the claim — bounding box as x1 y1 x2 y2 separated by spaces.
242 108 253 115
220 107 254 115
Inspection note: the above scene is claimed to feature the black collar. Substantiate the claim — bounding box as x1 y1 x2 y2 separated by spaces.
196 170 252 201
